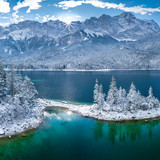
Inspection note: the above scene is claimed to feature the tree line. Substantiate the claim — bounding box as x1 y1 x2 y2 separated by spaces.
94 77 159 113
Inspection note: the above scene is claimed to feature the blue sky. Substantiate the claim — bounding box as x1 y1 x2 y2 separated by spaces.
0 0 160 26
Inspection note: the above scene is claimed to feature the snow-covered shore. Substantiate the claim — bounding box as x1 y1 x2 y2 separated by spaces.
40 99 160 121
0 62 45 138
5 68 160 72
2 94 160 139
0 103 44 138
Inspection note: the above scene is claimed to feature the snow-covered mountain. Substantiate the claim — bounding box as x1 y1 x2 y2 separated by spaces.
1 12 160 69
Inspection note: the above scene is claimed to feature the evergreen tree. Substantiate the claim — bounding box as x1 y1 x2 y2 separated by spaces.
9 67 16 97
98 84 105 110
107 76 118 105
127 83 137 101
147 87 158 110
148 87 153 98
93 79 99 104
0 61 7 101
117 87 127 112
118 87 126 100
127 82 139 112
15 71 23 95
23 76 38 105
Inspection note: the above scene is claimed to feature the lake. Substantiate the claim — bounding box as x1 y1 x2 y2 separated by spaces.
1 70 160 160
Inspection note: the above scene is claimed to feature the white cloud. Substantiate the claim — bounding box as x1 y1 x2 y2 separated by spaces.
13 0 45 14
10 13 24 24
57 0 160 15
0 16 9 19
42 15 50 22
58 15 81 24
0 0 10 13
11 0 44 24
42 14 81 24
0 22 10 27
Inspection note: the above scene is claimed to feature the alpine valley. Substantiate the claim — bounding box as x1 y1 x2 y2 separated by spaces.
1 12 160 70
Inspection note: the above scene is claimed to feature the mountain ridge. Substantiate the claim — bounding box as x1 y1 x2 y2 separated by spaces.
1 12 160 70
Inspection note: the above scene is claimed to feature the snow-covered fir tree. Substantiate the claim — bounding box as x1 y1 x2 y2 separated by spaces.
8 67 16 97
106 76 118 111
93 77 160 114
97 84 105 110
147 87 159 110
117 87 126 112
0 61 7 101
127 82 139 112
93 80 105 110
0 60 44 138
94 79 99 104
23 76 38 104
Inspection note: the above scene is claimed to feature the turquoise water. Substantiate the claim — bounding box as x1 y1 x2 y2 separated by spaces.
1 71 160 160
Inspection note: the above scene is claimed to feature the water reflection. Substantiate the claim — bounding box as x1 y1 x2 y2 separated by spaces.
107 122 142 144
46 107 160 144
0 108 160 160
94 121 104 142
94 119 160 144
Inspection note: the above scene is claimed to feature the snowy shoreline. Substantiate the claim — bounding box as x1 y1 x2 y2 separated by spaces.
40 99 160 122
0 63 45 139
2 96 160 139
4 68 160 72
0 104 44 139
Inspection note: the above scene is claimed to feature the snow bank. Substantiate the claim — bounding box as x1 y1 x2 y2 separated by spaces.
40 99 160 121
0 102 44 138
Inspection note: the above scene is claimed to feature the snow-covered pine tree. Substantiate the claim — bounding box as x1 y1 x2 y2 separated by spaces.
0 61 7 101
127 82 139 112
23 76 38 105
9 67 16 97
93 79 99 104
97 84 105 110
107 76 118 107
136 90 144 109
148 87 153 98
117 87 126 112
147 87 160 110
14 71 23 95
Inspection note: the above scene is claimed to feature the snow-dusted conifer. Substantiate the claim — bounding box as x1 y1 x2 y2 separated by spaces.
9 67 16 97
116 87 127 112
127 83 138 102
118 87 126 99
15 71 23 95
137 90 143 108
149 87 153 98
127 82 138 112
97 84 105 110
147 87 159 110
0 61 6 101
107 76 118 105
94 79 99 104
23 76 38 104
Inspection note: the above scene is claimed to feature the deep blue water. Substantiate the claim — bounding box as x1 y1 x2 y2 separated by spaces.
22 70 160 102
1 71 160 160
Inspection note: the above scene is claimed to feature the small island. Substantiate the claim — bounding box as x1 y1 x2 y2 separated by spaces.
42 77 160 121
0 62 44 138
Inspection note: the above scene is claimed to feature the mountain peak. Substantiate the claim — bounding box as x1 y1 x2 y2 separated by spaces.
98 14 112 21
118 12 135 19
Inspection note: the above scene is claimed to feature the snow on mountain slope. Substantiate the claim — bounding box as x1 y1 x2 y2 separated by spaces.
0 12 160 69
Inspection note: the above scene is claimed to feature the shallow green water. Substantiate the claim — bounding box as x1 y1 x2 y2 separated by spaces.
0 107 160 160
1 71 160 160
